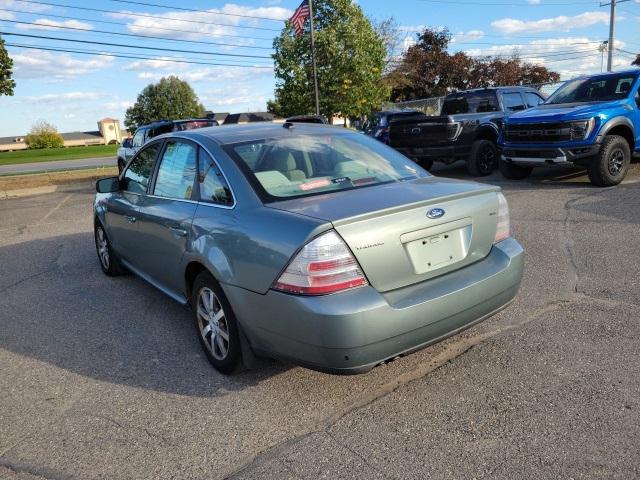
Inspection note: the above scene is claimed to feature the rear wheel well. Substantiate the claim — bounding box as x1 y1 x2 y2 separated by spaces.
606 125 635 151
185 262 209 303
475 126 498 144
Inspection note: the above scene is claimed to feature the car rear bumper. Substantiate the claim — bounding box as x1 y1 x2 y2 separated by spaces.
224 237 524 374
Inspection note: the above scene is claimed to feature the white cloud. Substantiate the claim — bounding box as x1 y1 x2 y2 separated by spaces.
114 3 290 44
10 50 114 80
463 37 628 80
492 11 609 34
527 0 541 4
132 65 272 83
0 0 51 12
22 92 101 103
124 57 183 71
15 18 93 31
451 30 485 43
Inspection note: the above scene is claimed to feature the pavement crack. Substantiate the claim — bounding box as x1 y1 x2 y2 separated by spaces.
0 267 56 294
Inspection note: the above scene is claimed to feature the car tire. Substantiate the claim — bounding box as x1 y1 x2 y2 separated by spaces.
499 160 533 180
467 139 497 176
94 222 126 276
587 135 630 187
191 271 241 374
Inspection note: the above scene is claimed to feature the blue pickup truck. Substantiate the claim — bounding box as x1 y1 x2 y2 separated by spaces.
499 69 640 186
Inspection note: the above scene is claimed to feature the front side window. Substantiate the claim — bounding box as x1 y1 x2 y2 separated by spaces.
131 129 145 148
153 141 197 200
198 149 233 205
122 142 161 194
441 91 499 115
524 92 544 108
547 73 639 104
225 133 429 201
502 92 526 112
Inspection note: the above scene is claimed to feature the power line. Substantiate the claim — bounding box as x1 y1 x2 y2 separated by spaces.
418 0 594 4
4 42 274 68
107 0 286 22
0 7 276 41
467 48 598 59
0 31 273 58
0 18 273 50
12 0 282 31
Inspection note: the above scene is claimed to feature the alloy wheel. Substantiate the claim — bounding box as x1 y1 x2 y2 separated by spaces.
608 148 625 176
96 227 110 270
479 144 496 173
196 287 230 360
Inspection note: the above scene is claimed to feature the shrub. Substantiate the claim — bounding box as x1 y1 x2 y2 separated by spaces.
25 120 64 149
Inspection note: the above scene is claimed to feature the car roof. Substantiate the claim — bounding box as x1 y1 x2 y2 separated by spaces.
567 68 640 81
446 86 539 96
157 122 350 146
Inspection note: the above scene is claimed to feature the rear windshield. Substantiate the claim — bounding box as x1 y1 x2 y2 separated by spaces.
441 91 499 115
546 72 638 104
224 132 429 201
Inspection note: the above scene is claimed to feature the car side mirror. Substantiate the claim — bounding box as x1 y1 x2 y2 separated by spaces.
122 138 132 148
96 177 120 193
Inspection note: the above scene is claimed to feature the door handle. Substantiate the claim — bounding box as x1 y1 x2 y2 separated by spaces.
169 226 188 237
125 215 136 223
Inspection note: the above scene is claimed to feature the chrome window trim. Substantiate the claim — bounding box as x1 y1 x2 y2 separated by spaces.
156 134 237 210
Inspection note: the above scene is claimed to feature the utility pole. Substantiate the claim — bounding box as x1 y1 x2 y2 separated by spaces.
600 0 630 71
308 0 320 116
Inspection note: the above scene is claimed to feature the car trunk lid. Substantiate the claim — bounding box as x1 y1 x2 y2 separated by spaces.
268 177 501 292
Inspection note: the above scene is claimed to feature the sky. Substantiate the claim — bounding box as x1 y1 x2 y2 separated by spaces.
0 0 639 136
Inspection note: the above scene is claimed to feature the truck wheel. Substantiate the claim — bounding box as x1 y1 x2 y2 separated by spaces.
467 140 497 176
587 135 630 187
499 160 532 180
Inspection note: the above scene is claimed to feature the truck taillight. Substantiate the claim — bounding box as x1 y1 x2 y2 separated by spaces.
273 231 368 295
493 193 510 244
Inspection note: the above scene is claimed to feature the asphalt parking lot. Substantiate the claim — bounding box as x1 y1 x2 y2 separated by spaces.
1 162 639 480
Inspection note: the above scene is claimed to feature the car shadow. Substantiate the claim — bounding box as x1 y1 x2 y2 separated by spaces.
0 232 291 398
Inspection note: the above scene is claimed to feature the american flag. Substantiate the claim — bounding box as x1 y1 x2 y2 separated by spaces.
290 0 310 37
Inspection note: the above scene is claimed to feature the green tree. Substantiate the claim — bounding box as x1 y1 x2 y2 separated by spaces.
124 76 205 131
270 0 389 122
25 120 64 149
0 37 16 96
633 54 640 67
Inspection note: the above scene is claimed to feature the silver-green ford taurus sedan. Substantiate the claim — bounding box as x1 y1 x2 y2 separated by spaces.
94 123 524 374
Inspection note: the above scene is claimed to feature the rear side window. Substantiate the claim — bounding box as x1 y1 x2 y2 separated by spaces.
122 142 161 194
153 141 197 200
198 149 233 205
441 91 499 115
524 92 545 108
502 92 526 112
131 129 145 148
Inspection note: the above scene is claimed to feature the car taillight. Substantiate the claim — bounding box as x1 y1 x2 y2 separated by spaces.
494 192 510 244
273 231 368 295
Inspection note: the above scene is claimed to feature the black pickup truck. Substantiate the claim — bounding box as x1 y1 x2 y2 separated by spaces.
389 86 546 175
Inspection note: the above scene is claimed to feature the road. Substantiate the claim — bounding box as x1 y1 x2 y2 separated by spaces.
0 163 639 479
0 156 116 176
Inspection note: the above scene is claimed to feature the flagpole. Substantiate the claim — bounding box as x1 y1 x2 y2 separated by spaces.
308 0 320 116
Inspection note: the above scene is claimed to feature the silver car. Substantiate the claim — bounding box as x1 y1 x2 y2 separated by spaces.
94 123 524 374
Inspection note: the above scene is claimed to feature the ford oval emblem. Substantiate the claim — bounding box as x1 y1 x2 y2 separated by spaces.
427 208 445 219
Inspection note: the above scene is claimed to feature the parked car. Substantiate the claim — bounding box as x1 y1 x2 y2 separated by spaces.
362 110 424 144
499 69 640 186
117 118 219 172
285 114 328 124
94 123 524 374
389 87 546 175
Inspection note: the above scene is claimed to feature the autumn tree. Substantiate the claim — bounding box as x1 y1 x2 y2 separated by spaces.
0 37 15 96
386 28 560 101
269 0 389 122
125 76 205 131
25 120 64 149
